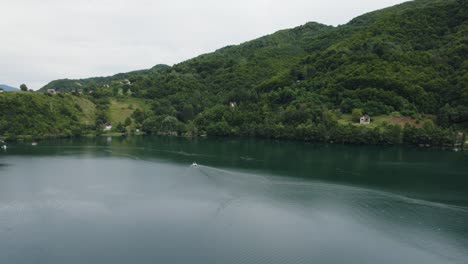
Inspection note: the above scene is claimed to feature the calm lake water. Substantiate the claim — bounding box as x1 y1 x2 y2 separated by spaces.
0 136 467 264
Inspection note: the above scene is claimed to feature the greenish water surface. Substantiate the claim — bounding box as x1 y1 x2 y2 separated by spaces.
0 136 467 264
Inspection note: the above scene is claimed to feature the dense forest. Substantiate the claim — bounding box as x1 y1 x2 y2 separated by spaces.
0 93 87 139
2 0 467 146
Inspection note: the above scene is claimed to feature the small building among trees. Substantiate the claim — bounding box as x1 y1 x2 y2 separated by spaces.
104 123 113 131
47 89 56 94
360 115 371 125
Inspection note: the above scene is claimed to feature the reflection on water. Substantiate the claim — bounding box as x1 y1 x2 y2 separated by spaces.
0 136 467 264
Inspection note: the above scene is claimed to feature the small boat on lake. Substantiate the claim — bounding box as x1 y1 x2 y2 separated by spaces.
191 162 198 167
1 145 6 150
32 142 38 146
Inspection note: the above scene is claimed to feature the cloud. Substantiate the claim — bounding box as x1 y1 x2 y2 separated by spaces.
0 0 408 89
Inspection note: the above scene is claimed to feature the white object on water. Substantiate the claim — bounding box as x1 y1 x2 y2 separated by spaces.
1 145 6 150
191 162 198 167
32 142 38 146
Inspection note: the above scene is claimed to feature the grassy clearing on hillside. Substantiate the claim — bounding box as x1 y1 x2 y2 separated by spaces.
108 97 151 125
70 96 96 126
337 113 433 128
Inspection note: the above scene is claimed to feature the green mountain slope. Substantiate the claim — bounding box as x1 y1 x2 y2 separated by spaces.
13 0 468 145
298 0 467 119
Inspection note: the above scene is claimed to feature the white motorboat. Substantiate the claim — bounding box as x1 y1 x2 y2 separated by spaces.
191 162 198 167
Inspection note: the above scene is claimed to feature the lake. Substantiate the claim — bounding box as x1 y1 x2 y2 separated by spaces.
0 136 467 264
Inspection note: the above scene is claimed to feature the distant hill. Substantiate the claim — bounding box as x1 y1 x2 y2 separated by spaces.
0 84 19 91
40 64 171 93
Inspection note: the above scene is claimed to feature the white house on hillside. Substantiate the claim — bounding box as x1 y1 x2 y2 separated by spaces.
360 115 371 125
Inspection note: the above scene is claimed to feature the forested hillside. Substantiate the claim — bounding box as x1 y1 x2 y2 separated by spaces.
0 93 88 139
5 0 467 146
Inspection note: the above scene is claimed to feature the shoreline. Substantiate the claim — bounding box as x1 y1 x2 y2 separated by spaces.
1 133 465 151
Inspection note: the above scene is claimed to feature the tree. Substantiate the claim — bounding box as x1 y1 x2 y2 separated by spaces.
115 123 126 133
20 84 28 91
352 108 363 123
161 116 178 133
131 108 147 124
124 117 132 127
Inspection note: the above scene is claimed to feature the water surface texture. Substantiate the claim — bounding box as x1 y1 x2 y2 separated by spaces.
1 137 467 264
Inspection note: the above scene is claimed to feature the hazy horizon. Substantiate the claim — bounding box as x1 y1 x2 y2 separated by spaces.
0 0 408 90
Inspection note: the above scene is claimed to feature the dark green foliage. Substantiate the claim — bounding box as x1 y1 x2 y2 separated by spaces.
91 97 110 128
20 84 28 92
131 108 147 125
115 123 126 133
0 93 86 139
124 117 132 127
352 109 364 122
403 122 455 146
142 115 186 135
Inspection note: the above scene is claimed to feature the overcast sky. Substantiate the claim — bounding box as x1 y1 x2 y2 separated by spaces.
0 0 408 90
